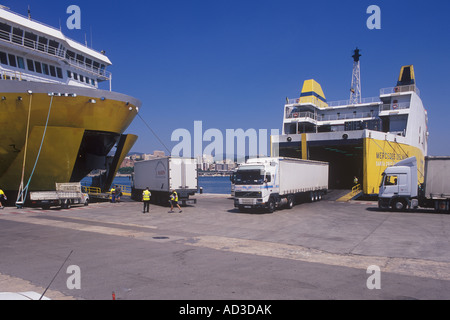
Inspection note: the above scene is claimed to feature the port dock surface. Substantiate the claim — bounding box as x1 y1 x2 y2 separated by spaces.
1 192 450 300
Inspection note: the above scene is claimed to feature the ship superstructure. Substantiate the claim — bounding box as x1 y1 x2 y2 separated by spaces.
272 61 428 195
0 6 141 201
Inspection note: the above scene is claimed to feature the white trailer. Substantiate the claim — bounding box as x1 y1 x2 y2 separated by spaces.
29 182 89 209
131 157 198 206
232 157 329 212
379 156 450 212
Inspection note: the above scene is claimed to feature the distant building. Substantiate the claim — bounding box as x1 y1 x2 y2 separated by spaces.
120 157 135 168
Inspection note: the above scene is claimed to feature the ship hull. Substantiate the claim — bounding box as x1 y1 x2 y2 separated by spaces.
0 80 140 198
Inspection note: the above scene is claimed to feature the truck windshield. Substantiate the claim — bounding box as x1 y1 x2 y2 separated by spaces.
235 170 264 185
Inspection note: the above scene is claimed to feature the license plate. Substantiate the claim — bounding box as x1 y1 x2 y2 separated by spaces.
244 206 251 209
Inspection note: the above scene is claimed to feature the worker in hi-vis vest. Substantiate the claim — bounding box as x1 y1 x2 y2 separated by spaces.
169 190 182 213
142 187 151 213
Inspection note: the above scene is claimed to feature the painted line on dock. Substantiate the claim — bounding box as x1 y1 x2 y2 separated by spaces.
182 235 450 282
1 210 449 282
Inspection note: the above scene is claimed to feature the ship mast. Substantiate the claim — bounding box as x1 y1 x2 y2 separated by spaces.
350 48 362 104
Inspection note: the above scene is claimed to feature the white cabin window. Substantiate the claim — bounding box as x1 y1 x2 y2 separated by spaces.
0 51 7 65
8 54 16 67
27 59 34 72
17 57 25 69
34 61 42 74
42 63 49 75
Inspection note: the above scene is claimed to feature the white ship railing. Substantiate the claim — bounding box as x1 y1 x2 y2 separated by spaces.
285 108 376 121
379 102 410 112
327 96 381 107
0 29 111 81
0 68 63 84
286 96 381 107
380 85 420 97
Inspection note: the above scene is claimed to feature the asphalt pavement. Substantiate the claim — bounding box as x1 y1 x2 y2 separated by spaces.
0 191 450 302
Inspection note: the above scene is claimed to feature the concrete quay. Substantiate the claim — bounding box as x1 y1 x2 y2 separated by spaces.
0 191 450 300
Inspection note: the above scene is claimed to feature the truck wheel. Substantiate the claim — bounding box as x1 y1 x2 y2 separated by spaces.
378 200 389 210
287 196 294 209
267 198 275 213
393 199 406 211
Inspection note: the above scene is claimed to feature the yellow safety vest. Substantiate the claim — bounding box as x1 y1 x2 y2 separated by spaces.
142 190 151 201
173 191 178 202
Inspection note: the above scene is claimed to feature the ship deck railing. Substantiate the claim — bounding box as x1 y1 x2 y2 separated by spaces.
286 96 381 108
0 68 63 84
0 30 111 81
380 84 420 97
285 108 377 122
380 102 410 112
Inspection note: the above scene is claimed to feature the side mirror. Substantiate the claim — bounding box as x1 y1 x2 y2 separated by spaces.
265 175 271 183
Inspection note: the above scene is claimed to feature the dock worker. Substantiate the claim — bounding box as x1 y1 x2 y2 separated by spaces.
142 187 151 213
169 190 182 213
353 176 359 186
110 185 116 203
0 187 6 209
115 185 122 203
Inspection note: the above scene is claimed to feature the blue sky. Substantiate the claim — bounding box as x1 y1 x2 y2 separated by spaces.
6 0 450 156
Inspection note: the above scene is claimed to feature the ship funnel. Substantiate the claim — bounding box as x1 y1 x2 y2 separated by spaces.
397 65 415 86
299 79 328 108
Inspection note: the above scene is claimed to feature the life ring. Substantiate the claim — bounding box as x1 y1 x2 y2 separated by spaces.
392 104 398 109
293 113 299 118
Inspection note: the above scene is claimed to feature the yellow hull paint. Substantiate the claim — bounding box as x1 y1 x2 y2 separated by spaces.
363 138 425 195
0 90 139 191
0 126 85 190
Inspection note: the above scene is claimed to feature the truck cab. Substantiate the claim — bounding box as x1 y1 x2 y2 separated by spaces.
233 159 278 212
378 157 418 210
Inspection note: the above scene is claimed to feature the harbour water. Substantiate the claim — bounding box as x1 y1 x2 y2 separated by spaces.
81 175 231 195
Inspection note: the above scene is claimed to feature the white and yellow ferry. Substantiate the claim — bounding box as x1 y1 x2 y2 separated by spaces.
272 64 428 195
0 6 140 200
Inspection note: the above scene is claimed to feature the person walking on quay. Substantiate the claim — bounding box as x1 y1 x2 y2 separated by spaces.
0 187 6 209
142 187 151 213
110 185 116 203
169 189 182 213
115 185 122 203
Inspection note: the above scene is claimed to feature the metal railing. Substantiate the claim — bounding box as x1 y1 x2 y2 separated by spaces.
327 96 381 107
317 112 374 121
379 102 410 112
0 29 111 81
0 68 63 83
285 110 316 120
287 95 381 107
380 85 420 97
285 108 376 122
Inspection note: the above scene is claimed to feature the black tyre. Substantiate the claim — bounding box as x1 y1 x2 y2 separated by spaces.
287 196 294 209
267 198 275 213
393 199 406 211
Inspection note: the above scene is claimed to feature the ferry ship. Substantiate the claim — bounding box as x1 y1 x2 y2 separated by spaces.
271 55 428 195
0 6 140 202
